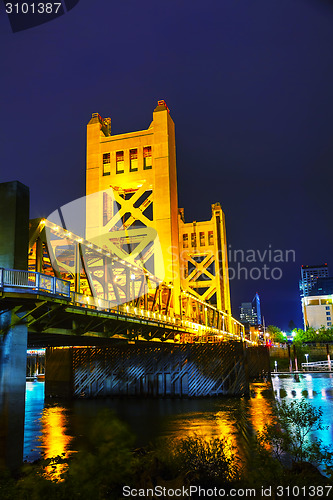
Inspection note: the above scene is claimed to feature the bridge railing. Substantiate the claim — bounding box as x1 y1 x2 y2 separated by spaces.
70 291 242 340
0 268 71 298
301 360 332 371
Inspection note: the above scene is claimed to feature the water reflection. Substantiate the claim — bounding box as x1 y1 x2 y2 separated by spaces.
40 407 72 480
25 382 274 470
271 373 333 452
24 382 72 480
248 383 273 434
24 382 44 462
24 375 333 472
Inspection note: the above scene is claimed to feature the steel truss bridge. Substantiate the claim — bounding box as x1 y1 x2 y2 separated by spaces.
0 218 246 347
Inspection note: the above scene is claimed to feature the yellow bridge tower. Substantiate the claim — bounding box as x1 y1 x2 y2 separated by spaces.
86 100 238 336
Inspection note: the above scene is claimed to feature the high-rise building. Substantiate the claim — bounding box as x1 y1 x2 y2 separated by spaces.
240 293 261 326
252 292 262 326
85 100 232 323
299 264 329 299
239 302 253 324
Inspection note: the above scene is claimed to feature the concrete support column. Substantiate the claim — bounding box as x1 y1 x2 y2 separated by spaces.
0 314 28 471
0 181 29 472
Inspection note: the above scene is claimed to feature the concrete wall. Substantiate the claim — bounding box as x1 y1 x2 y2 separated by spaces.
45 348 73 398
270 344 333 371
246 345 271 378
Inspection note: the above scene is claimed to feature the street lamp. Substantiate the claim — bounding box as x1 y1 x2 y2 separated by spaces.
305 353 309 365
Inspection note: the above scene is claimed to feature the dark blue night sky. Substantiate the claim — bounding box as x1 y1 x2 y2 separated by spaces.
1 0 333 329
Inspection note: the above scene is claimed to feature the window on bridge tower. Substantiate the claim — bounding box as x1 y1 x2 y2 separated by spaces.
199 232 205 246
183 234 188 248
116 151 125 173
191 232 197 247
130 149 138 171
143 146 152 169
208 231 214 246
103 153 110 175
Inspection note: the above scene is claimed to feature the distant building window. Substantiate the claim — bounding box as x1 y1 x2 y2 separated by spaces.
327 316 331 321
116 151 124 173
208 231 214 246
199 232 205 246
103 153 110 176
130 149 138 172
326 306 330 310
183 234 188 248
191 232 196 247
143 146 152 169
326 311 331 315
328 322 332 326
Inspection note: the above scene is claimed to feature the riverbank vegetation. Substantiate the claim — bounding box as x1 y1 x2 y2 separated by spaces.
293 327 333 344
266 324 333 345
266 325 333 345
0 400 332 499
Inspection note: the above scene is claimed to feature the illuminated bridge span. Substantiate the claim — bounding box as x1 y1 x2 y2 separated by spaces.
1 218 245 346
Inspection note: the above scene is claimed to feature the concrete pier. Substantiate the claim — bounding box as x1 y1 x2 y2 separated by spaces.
45 342 270 399
0 181 29 471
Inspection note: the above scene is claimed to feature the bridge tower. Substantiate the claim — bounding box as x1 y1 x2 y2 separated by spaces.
179 203 231 330
86 100 181 313
86 101 232 322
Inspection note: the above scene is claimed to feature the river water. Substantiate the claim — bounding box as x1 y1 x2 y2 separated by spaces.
24 373 333 471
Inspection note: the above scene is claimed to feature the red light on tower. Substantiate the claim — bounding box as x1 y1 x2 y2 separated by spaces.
157 100 170 113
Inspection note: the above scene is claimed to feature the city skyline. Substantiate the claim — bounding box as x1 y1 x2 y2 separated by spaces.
2 1 333 329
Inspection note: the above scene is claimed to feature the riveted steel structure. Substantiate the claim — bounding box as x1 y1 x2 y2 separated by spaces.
24 218 244 343
179 203 232 332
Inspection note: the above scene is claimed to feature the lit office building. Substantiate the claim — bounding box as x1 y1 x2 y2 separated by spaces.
240 292 261 326
299 264 329 299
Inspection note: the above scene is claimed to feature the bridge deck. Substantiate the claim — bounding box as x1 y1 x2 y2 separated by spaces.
0 268 246 346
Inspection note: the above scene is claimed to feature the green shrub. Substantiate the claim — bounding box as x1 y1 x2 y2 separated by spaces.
165 434 241 485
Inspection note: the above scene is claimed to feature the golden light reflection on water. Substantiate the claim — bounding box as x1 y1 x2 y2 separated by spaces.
168 412 237 441
248 383 274 435
40 407 72 481
215 410 241 464
165 408 243 467
32 384 274 480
